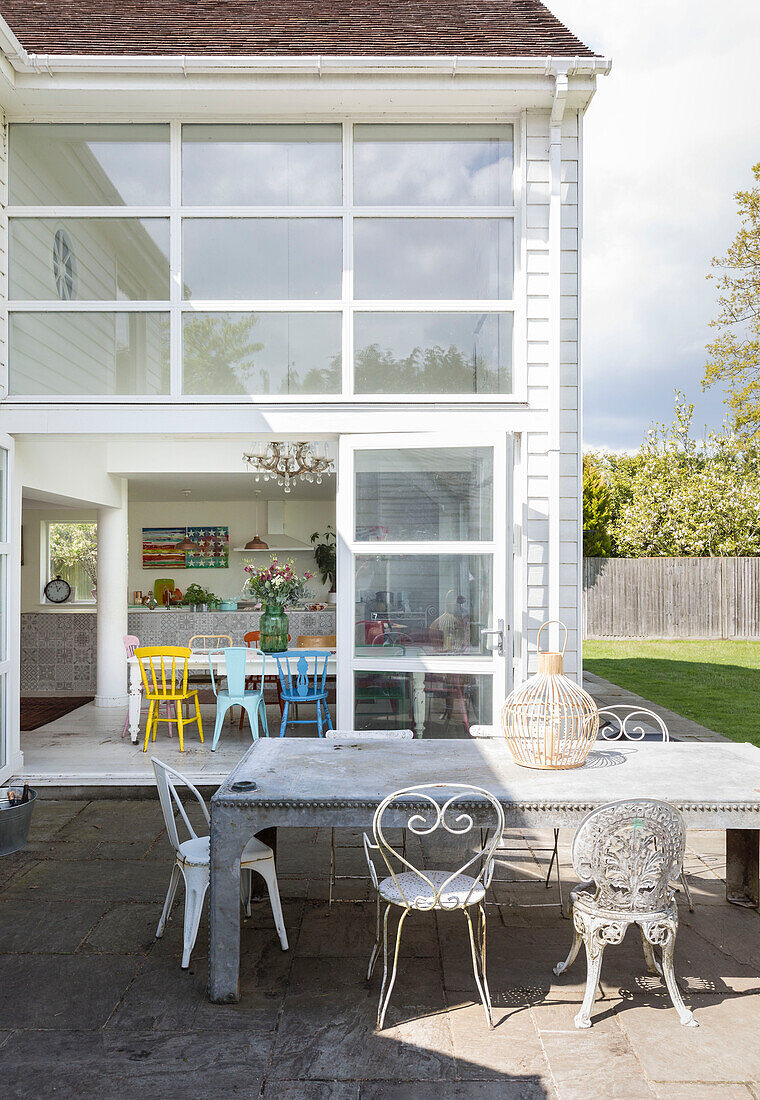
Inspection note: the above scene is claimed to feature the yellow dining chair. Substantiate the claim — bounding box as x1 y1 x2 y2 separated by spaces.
135 646 204 753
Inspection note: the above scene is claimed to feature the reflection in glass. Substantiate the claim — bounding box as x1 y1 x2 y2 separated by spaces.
354 123 513 206
354 312 512 395
9 124 169 206
9 312 170 396
182 312 341 395
183 219 341 300
9 219 170 301
354 219 513 300
354 671 492 738
182 124 342 206
355 447 492 541
0 448 5 542
354 554 492 657
0 675 5 768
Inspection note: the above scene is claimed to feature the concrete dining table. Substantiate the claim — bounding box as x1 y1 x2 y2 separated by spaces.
208 736 760 1003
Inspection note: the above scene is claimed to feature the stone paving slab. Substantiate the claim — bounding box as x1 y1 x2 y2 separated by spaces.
0 798 759 1098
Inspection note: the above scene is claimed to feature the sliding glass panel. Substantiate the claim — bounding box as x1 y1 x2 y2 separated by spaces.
355 447 493 541
183 312 341 395
355 554 492 657
354 312 512 395
9 124 169 206
9 312 170 395
0 448 5 542
354 124 513 206
0 676 5 770
0 558 5 661
10 219 170 301
183 219 341 300
182 124 342 206
354 219 513 300
354 671 492 738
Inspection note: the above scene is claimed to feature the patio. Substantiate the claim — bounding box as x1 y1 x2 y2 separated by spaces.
1 795 758 1098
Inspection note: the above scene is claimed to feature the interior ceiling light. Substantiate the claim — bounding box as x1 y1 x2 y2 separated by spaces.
242 441 335 494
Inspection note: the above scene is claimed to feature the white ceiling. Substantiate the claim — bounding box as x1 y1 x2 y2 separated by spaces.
126 470 336 503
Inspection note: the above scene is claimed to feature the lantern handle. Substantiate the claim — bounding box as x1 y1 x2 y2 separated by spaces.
536 620 568 657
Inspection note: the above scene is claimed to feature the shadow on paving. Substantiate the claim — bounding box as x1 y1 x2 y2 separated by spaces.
0 799 759 1097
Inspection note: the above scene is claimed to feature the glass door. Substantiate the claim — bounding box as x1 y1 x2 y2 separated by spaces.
337 433 509 736
0 432 13 782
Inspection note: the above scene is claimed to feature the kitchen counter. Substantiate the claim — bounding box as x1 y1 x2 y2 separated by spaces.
21 608 336 696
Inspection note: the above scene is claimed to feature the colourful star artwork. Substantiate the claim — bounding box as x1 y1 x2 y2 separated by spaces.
142 526 229 569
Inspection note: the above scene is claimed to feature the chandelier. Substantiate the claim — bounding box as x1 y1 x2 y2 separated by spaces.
242 441 334 493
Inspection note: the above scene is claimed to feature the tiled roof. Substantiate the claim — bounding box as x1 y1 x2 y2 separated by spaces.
0 0 596 58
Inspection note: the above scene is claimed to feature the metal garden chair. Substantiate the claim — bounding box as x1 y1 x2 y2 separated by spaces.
554 797 698 1029
152 758 288 968
364 782 504 1029
209 646 269 751
274 650 334 737
324 729 414 906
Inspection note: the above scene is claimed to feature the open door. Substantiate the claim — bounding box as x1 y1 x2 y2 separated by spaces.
336 432 510 736
0 431 14 782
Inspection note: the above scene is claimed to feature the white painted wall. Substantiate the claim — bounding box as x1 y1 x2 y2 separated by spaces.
128 497 335 603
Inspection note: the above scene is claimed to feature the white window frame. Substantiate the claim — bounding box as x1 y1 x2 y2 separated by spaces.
336 430 511 732
0 431 14 783
42 520 97 607
3 116 524 404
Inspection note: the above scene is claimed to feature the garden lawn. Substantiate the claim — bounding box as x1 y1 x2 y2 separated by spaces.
584 639 760 747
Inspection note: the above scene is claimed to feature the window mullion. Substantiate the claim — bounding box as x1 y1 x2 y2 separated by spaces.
170 120 182 400
342 121 353 397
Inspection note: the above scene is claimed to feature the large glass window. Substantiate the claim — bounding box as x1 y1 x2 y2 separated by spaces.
353 124 513 206
182 124 342 206
9 124 169 206
10 219 170 301
9 313 170 396
183 312 341 395
7 122 515 399
47 522 97 604
183 219 341 300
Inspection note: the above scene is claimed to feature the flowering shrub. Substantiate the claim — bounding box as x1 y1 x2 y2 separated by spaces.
243 556 314 608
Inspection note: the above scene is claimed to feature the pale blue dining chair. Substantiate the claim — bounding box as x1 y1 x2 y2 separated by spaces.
275 650 334 737
209 646 269 751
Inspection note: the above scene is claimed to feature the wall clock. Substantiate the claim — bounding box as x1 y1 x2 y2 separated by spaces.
44 575 72 604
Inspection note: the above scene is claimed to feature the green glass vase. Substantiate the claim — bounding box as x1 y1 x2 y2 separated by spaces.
259 603 289 653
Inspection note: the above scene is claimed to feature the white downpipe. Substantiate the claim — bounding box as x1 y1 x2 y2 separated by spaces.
547 68 568 654
95 478 128 707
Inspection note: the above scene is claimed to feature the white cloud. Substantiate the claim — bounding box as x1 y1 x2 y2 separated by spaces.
546 0 760 448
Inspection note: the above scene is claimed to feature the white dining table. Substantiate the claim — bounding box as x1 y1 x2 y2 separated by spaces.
126 648 337 744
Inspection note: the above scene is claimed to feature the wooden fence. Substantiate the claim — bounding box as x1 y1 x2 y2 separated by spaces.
583 557 760 638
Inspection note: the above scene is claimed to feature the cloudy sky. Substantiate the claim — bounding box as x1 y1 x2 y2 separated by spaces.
546 0 760 450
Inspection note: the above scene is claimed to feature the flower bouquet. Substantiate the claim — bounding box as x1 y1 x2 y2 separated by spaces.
243 557 314 652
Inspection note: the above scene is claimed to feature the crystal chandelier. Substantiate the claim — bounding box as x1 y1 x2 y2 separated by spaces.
242 441 334 493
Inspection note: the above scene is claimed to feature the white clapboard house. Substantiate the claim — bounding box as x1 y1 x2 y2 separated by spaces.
0 0 609 785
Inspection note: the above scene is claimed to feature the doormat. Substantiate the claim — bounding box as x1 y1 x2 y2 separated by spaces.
21 696 94 731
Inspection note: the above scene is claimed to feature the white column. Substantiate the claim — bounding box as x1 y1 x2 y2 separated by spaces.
95 478 128 707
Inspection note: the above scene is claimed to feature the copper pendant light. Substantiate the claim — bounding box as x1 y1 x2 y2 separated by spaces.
176 529 200 552
244 534 269 550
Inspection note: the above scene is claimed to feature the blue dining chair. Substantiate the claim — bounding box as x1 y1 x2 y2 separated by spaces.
209 647 269 751
275 650 334 737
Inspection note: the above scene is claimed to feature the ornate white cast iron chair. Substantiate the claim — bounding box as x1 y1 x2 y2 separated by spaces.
553 797 698 1029
152 758 288 968
364 782 505 1030
324 729 414 907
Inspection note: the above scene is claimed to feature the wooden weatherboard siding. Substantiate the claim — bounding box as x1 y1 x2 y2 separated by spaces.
584 557 760 639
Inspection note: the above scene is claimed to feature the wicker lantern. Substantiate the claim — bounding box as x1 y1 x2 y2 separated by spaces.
501 620 599 769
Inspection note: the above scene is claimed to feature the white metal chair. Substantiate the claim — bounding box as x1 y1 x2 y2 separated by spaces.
364 782 505 1030
324 729 414 906
553 797 698 1029
151 757 288 968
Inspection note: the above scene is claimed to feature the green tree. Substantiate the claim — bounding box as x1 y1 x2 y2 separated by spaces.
702 163 760 436
49 522 98 589
604 395 760 556
583 456 614 556
183 313 261 395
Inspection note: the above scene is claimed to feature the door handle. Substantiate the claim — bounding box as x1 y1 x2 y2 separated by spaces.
481 619 505 657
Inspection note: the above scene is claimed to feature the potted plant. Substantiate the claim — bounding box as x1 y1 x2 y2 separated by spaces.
310 526 336 604
182 583 221 612
243 556 314 652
